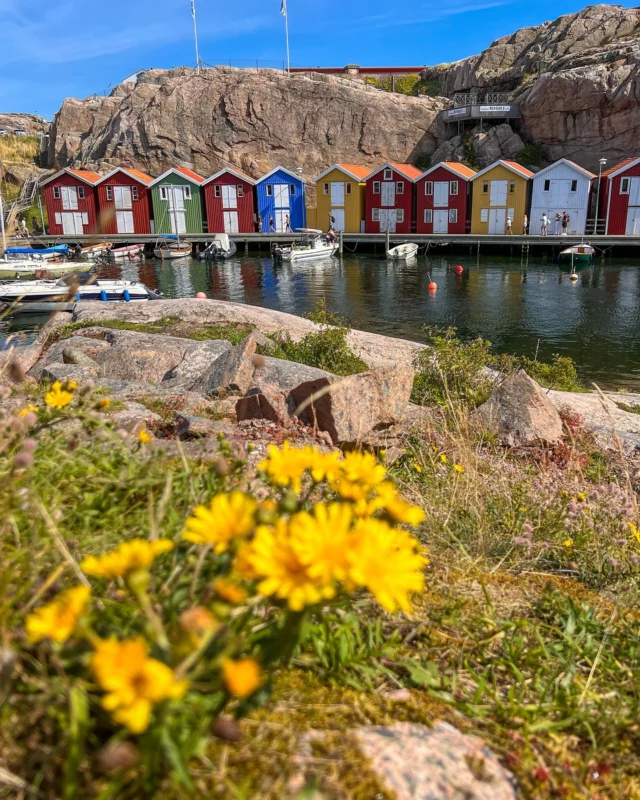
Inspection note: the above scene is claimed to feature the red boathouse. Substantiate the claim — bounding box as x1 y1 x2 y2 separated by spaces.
364 162 421 233
40 168 101 236
599 157 640 235
95 168 154 234
202 168 256 233
415 162 476 234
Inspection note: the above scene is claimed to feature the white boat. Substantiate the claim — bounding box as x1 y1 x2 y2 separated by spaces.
558 243 595 265
97 244 145 262
3 245 71 262
0 260 84 278
199 233 237 260
0 278 160 309
76 242 113 260
387 243 419 261
273 229 338 262
153 236 192 260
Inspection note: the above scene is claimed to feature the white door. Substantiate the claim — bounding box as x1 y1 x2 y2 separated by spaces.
629 177 640 206
275 210 289 232
168 186 187 234
433 182 449 208
223 211 239 233
116 210 135 233
331 208 345 231
488 208 506 234
625 207 640 234
381 182 395 207
61 186 78 210
330 182 345 206
222 185 237 209
61 212 76 234
379 209 396 232
274 184 289 209
433 210 448 233
489 180 507 207
114 186 132 209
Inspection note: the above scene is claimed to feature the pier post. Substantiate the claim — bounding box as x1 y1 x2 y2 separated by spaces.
385 229 390 254
244 239 248 254
339 230 343 255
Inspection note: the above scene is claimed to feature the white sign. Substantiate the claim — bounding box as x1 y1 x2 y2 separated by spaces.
479 105 511 113
447 107 467 117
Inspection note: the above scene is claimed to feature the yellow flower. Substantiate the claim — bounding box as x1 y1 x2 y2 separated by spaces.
439 453 448 464
19 403 38 418
81 539 174 580
413 463 423 473
290 502 354 585
44 381 74 409
348 520 426 613
577 492 586 502
453 464 464 473
92 638 188 733
67 380 78 391
138 429 152 444
373 483 425 526
222 658 262 698
179 606 218 646
214 579 248 605
98 397 111 409
563 539 574 548
249 519 335 611
339 451 386 487
629 522 640 544
307 449 343 483
232 541 258 581
26 585 90 643
258 441 312 493
519 506 527 513
183 492 256 553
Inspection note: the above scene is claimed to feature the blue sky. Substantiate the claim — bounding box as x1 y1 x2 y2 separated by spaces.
1 0 636 119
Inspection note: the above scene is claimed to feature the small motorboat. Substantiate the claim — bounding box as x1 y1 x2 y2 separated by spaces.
387 243 419 261
0 259 83 278
96 244 145 262
3 244 71 262
199 234 237 260
75 242 113 260
0 277 161 312
558 242 595 265
153 235 192 260
272 229 338 262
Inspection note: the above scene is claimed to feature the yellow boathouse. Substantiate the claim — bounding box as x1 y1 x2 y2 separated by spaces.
470 160 532 234
312 164 372 232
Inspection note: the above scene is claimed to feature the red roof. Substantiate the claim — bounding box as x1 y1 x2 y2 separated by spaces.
336 163 372 180
175 166 204 184
602 157 637 177
501 160 533 178
67 168 102 184
439 162 476 179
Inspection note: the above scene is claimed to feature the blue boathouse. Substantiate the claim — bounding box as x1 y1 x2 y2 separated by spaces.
255 166 306 232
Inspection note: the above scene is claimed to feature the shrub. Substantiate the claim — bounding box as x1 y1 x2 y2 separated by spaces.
515 142 548 170
521 353 581 391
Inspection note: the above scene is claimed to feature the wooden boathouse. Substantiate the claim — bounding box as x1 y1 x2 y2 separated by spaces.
599 158 640 235
255 167 306 232
529 159 594 236
95 167 154 235
364 162 421 234
312 164 371 233
202 168 256 234
149 167 205 235
470 160 532 235
40 168 101 236
415 162 475 234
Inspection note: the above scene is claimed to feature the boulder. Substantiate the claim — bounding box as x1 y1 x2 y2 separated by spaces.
236 391 289 424
41 363 98 382
289 364 414 446
110 402 161 435
173 414 237 439
353 722 516 800
472 370 564 446
472 124 525 168
29 336 110 379
193 334 257 397
62 346 99 366
94 345 182 384
0 344 43 383
162 340 233 389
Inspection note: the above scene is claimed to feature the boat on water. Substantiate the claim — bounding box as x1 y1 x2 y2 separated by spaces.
3 244 71 262
272 229 338 262
387 243 419 261
0 277 161 312
153 235 192 260
96 244 145 262
558 243 595 265
199 234 237 260
74 242 114 260
0 259 84 278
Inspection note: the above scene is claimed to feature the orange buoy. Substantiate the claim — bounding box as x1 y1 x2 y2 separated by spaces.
428 281 437 292
455 265 464 275
196 292 207 299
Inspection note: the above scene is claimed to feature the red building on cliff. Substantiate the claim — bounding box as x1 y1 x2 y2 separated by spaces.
202 168 256 233
40 168 101 236
364 162 421 233
95 168 154 234
415 162 476 234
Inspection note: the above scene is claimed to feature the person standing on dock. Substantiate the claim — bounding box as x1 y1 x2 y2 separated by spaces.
257 213 263 233
506 214 512 234
541 213 548 235
562 211 569 235
284 214 292 233
554 212 562 235
269 215 275 233
522 214 528 235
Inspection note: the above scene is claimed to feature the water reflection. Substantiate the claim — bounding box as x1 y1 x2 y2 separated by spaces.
3 252 640 390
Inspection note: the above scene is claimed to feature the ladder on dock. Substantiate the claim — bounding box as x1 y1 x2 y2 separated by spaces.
520 240 530 266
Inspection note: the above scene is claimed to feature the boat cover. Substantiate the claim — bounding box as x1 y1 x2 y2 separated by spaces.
5 245 70 255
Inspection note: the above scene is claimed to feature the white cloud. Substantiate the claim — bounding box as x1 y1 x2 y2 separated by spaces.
356 0 510 29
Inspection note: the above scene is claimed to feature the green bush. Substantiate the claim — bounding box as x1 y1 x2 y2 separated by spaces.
515 142 548 170
364 74 440 97
521 353 581 391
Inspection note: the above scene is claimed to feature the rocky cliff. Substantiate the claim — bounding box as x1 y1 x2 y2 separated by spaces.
0 113 49 135
49 69 448 179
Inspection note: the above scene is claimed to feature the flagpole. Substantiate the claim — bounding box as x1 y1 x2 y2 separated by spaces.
281 0 290 75
191 0 203 73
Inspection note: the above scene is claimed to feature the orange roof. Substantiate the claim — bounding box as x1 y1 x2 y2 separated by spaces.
602 157 637 177
336 163 372 180
68 168 102 184
124 167 153 184
440 161 476 179
388 162 423 181
175 166 204 184
502 160 533 178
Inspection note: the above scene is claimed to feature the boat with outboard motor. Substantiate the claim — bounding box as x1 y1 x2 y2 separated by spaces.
272 229 338 262
558 242 595 265
3 244 71 262
95 244 145 263
387 243 418 261
153 234 192 260
0 276 161 312
199 233 237 260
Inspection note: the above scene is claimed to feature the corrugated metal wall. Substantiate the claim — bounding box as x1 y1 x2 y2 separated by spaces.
314 168 367 232
150 173 204 234
96 174 152 235
470 165 529 234
255 169 306 232
530 163 592 235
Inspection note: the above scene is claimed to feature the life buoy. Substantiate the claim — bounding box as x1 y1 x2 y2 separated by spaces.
123 289 131 302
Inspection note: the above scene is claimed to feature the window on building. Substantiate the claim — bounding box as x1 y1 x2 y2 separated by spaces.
290 184 296 195
105 186 112 201
132 186 139 201
509 180 515 193
214 185 221 198
450 181 458 195
482 181 488 193
543 179 551 192
53 186 60 199
424 181 433 196
570 180 578 193
184 185 191 200
346 183 352 195
81 212 88 225
160 186 168 200
424 209 432 223
267 185 273 196
396 209 405 224
372 208 380 221
77 186 85 199
384 168 393 181
449 208 458 223
396 181 404 194
54 212 61 225
373 181 381 195
237 185 243 198
480 208 488 222
323 183 329 195
621 177 630 194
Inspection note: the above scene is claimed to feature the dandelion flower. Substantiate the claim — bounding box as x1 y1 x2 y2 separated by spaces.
81 539 174 580
290 502 353 585
258 441 312 493
340 451 386 487
45 381 74 409
18 403 38 418
98 398 111 409
563 539 574 548
439 453 448 464
222 658 262 698
413 463 423 473
92 638 188 733
214 579 248 605
183 492 256 552
138 429 153 444
453 464 464 474
375 483 425 527
26 585 90 643
307 449 343 483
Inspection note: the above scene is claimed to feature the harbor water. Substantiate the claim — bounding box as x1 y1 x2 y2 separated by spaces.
3 252 640 391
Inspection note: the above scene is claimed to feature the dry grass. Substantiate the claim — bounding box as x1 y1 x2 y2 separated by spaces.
0 135 40 165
